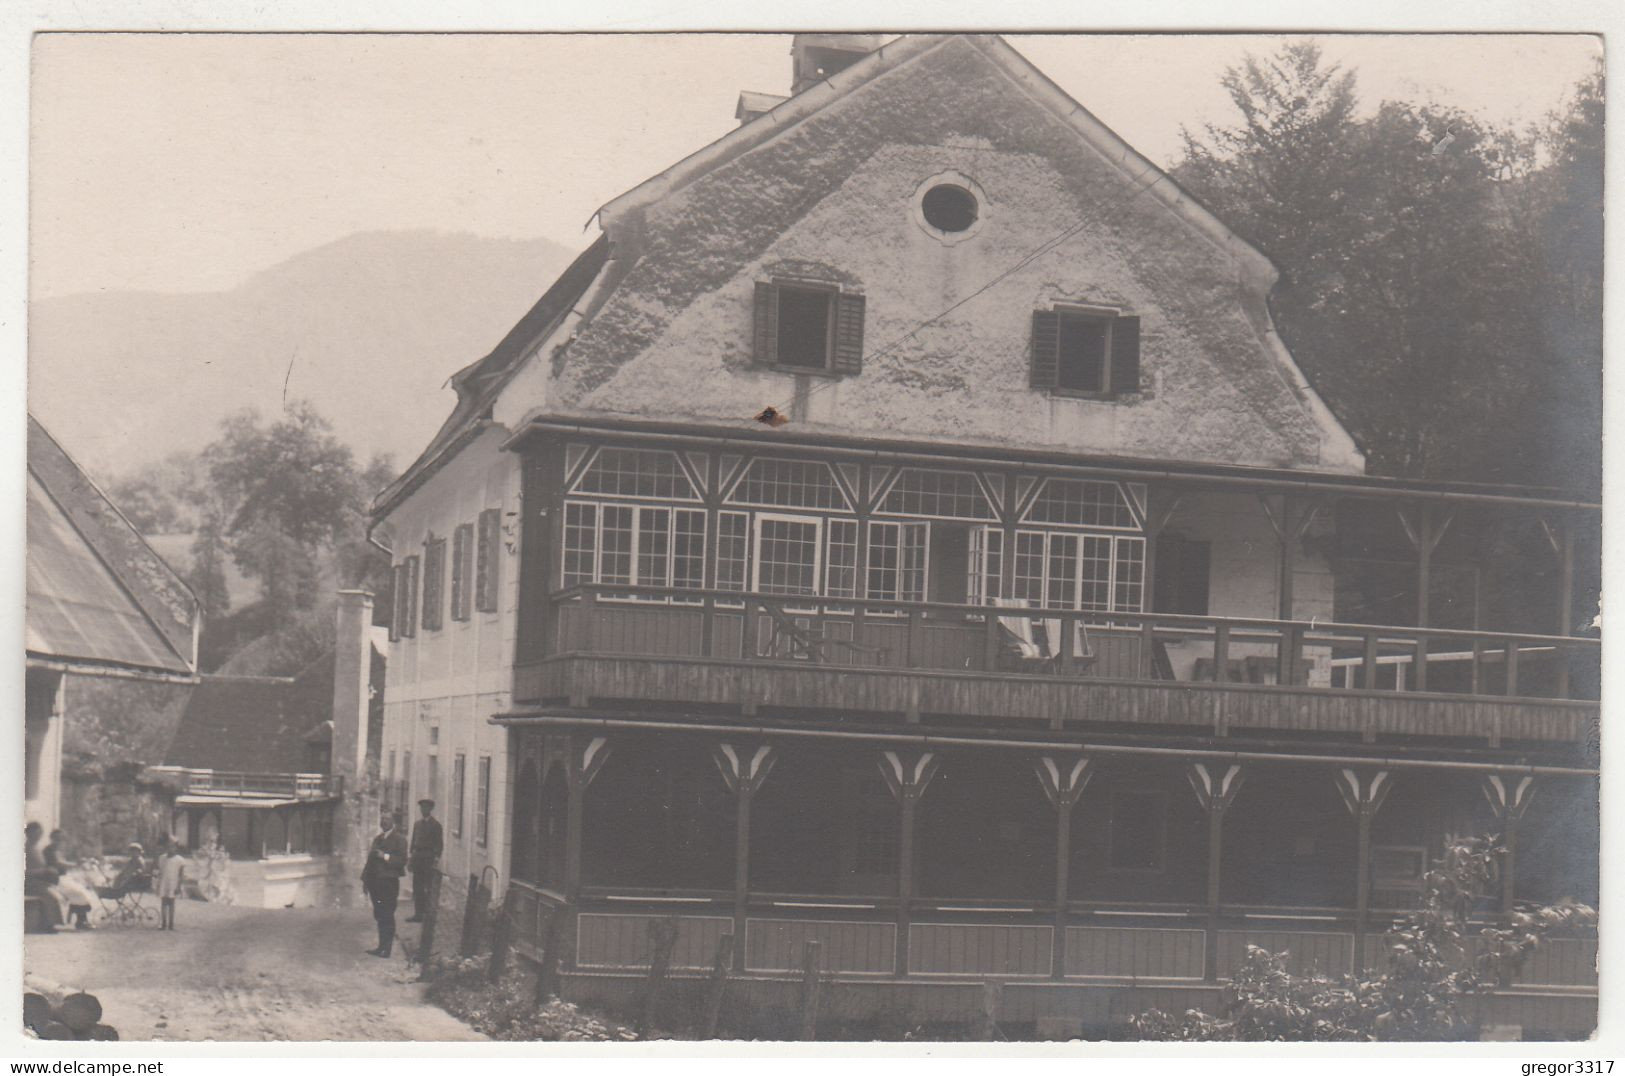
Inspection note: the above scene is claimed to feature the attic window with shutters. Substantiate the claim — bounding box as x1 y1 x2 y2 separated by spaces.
1030 306 1141 399
754 280 865 376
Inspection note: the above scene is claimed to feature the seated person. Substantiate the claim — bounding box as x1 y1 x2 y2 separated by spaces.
42 830 96 930
100 842 151 896
24 822 65 929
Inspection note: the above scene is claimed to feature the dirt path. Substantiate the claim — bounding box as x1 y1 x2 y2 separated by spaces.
23 901 484 1042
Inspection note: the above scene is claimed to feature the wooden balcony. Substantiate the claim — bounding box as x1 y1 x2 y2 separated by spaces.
146 766 344 801
514 586 1598 746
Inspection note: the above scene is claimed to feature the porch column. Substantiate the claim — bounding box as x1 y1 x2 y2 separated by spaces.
879 749 941 978
1034 754 1093 979
543 732 613 971
1334 768 1393 974
1482 774 1537 915
1540 516 1578 697
712 742 779 972
1187 763 1245 982
1258 495 1323 683
1397 505 1452 692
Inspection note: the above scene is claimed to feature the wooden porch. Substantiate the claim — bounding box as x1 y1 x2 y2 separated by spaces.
514 585 1598 744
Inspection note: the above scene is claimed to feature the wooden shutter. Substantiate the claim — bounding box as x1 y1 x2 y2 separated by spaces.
403 556 419 638
831 292 866 375
476 507 501 612
389 562 405 641
1030 310 1060 388
1110 315 1141 396
753 281 779 366
451 523 473 621
422 538 446 631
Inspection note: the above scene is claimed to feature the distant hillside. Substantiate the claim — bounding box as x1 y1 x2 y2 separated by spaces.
29 230 580 482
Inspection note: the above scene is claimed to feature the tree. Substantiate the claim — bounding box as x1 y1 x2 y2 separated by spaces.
203 402 372 627
1175 42 1602 492
1132 836 1596 1041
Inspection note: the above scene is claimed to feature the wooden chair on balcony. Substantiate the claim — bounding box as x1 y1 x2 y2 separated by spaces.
992 599 1095 674
760 601 888 665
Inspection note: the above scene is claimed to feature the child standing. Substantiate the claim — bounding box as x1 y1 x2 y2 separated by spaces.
156 843 187 930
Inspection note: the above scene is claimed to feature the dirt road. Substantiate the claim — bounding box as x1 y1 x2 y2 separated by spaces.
23 901 484 1042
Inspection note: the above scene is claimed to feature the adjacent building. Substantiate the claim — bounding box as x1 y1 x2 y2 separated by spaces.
26 415 200 837
370 35 1599 1037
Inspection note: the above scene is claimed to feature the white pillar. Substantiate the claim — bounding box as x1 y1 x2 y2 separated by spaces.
329 589 375 907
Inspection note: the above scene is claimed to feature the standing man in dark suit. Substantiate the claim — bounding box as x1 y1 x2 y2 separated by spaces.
361 810 407 957
406 798 443 923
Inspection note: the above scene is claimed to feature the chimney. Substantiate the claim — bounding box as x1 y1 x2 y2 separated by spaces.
328 588 374 907
789 33 886 95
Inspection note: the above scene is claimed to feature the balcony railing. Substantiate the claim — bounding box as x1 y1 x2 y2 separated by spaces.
149 766 344 800
536 584 1598 701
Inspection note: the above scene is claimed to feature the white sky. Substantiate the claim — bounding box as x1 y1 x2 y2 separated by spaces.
29 32 1600 299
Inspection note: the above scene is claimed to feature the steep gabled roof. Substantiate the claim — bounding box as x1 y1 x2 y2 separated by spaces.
370 234 610 522
27 415 198 677
597 35 1278 288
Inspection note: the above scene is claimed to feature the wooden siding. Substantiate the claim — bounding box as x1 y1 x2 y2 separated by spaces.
1217 929 1355 978
1065 926 1206 980
1515 937 1598 987
518 653 1593 743
574 913 733 970
908 923 1053 977
744 918 897 973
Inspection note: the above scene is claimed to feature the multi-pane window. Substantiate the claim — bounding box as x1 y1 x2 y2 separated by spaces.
563 503 599 588
1005 530 1144 613
572 447 697 500
867 521 927 603
878 468 994 519
755 515 822 596
452 754 466 839
825 519 859 599
475 507 502 612
475 756 491 848
563 501 707 597
1013 531 1046 606
1025 479 1138 529
1080 535 1113 612
637 508 671 587
451 523 474 621
728 458 848 510
672 510 706 591
968 527 1004 605
422 536 446 631
716 512 750 592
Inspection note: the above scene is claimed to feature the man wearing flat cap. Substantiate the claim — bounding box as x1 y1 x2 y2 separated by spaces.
406 798 443 923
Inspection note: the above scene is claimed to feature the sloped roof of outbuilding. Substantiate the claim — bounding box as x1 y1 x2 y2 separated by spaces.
162 665 332 774
27 416 198 677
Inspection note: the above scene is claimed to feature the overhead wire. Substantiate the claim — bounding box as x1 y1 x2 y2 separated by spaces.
757 157 1174 423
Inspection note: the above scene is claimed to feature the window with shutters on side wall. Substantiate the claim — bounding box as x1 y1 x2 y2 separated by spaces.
475 508 501 613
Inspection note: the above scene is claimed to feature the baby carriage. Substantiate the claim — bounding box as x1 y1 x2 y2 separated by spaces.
95 847 156 927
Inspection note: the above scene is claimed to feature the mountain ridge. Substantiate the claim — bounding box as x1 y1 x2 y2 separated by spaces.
29 229 581 483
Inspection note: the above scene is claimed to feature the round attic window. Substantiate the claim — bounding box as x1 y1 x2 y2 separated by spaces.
912 171 987 245
921 184 978 233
